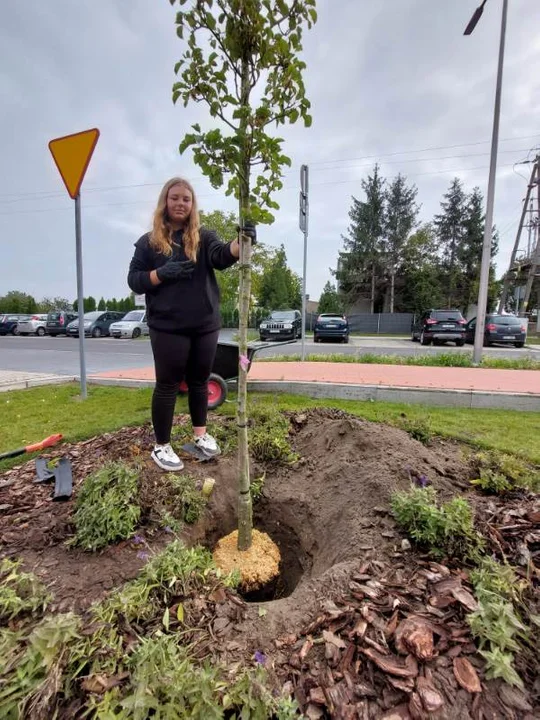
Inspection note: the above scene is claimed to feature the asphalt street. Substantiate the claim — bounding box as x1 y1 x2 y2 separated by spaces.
0 332 538 377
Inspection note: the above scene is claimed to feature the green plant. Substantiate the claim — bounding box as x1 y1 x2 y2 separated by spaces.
468 557 528 688
70 462 141 551
391 486 483 558
471 468 512 494
250 472 266 500
398 416 433 444
0 559 50 623
249 409 298 464
163 473 208 525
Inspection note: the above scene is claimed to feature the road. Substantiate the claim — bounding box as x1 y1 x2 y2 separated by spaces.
0 333 538 377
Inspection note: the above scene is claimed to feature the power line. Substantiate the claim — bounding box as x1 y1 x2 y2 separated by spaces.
0 162 520 217
0 133 538 203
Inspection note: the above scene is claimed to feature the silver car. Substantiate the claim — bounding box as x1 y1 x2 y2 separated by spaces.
17 314 48 336
109 310 148 339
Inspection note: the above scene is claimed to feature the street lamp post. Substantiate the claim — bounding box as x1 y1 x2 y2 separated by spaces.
465 0 508 365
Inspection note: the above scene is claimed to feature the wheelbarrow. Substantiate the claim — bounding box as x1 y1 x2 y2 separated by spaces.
178 340 292 410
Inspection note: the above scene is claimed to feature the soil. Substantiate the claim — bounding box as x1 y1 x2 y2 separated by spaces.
1 407 539 719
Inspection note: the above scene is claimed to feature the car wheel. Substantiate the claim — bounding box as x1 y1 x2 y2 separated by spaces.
259 335 265 342
11 327 19 336
132 327 141 339
411 332 418 342
514 342 525 348
92 327 102 338
36 327 46 336
455 340 465 347
342 336 349 344
420 331 431 346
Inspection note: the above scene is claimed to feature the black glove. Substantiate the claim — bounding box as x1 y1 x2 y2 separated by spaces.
156 259 195 282
237 221 257 245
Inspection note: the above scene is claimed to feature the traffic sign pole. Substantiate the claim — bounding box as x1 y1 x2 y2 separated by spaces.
48 128 99 399
74 194 87 398
299 165 309 362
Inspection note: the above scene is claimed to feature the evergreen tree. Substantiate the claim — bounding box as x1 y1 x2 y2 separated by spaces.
98 297 106 311
337 165 386 312
86 296 97 312
318 281 343 314
384 174 419 312
434 178 467 308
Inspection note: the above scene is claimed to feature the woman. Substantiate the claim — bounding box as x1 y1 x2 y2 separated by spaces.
127 177 256 471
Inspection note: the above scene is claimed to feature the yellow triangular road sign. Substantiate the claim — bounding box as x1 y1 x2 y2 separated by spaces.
49 128 100 199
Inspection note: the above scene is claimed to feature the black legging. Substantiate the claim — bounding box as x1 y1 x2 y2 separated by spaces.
149 328 220 444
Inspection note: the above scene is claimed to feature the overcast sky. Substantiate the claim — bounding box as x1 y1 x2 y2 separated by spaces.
1 0 539 305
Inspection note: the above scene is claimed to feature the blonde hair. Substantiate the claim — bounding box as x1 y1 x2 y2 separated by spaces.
150 177 200 261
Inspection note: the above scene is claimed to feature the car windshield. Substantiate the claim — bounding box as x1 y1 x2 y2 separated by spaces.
83 311 103 320
270 311 295 320
122 311 144 322
433 311 463 320
489 315 522 326
320 314 343 319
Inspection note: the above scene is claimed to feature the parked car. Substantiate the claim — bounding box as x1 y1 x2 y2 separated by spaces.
46 311 78 337
17 314 48 336
0 314 29 336
109 309 148 339
314 313 349 343
67 311 126 338
259 309 302 341
411 309 466 346
465 314 527 348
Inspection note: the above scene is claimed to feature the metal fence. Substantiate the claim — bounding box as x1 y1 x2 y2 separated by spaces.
305 312 414 334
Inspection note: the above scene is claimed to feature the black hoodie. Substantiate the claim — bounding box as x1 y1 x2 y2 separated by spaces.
127 228 237 333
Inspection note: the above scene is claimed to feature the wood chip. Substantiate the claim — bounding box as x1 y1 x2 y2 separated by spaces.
453 657 482 693
308 687 327 706
394 616 434 661
416 676 444 712
450 587 478 612
360 648 418 678
300 637 314 661
322 630 347 649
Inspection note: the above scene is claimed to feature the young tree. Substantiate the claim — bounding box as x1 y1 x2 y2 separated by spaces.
318 281 343 314
337 165 386 313
384 174 418 313
434 178 467 308
170 0 316 551
400 225 444 315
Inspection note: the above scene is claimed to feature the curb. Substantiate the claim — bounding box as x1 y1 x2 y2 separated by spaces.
87 376 540 412
0 375 77 393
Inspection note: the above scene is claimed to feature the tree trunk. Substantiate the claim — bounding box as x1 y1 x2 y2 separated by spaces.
370 264 375 314
236 55 253 552
389 269 395 314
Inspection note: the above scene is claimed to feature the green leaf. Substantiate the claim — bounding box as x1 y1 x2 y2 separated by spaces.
177 603 184 623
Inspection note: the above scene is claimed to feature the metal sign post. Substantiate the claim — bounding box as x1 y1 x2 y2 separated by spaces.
299 165 309 361
49 128 100 399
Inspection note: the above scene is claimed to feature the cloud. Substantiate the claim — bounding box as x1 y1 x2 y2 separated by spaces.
0 0 539 305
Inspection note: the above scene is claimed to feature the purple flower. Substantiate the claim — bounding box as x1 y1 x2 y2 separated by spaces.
137 551 150 561
416 474 430 488
132 535 144 544
254 651 266 665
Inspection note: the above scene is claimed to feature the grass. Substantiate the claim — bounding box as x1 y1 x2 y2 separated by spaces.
1 384 539 467
260 351 540 370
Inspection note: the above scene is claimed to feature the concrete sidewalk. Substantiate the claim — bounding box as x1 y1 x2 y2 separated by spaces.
0 370 75 392
88 361 540 411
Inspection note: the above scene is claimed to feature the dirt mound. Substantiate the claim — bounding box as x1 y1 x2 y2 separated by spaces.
1 408 538 718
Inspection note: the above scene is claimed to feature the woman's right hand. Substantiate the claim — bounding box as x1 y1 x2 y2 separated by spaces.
156 259 195 283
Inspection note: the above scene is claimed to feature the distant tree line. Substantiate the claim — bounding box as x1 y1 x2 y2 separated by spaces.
335 167 500 317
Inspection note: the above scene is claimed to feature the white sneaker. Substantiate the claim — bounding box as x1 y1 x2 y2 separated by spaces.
194 433 220 457
151 443 184 471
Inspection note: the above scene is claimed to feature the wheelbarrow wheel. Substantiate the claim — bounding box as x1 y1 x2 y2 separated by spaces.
208 374 227 410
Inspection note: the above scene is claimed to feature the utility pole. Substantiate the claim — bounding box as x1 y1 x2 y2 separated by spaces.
521 165 540 315
464 0 508 365
299 165 309 361
498 158 539 313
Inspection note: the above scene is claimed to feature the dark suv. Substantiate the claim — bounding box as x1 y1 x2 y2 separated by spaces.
411 309 466 346
259 310 302 341
314 313 350 343
46 311 78 337
465 314 527 348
